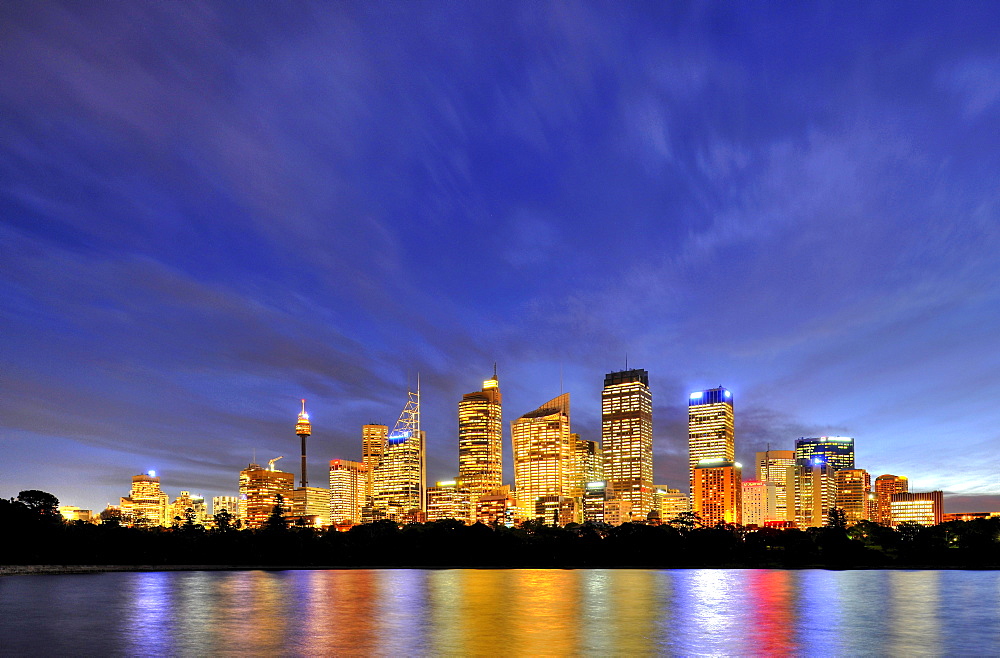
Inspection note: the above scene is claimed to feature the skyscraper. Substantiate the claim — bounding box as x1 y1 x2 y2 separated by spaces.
692 458 741 526
794 437 855 472
374 387 426 521
874 474 909 526
362 424 388 500
756 449 796 523
329 459 367 526
573 434 604 495
602 369 653 518
512 393 572 510
793 458 836 528
239 460 294 529
688 387 734 493
119 472 169 528
835 468 872 524
426 480 472 523
458 372 503 507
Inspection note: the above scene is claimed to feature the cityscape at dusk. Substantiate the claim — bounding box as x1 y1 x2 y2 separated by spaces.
4 4 1000 518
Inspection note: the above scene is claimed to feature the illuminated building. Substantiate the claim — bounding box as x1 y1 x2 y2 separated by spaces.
170 491 207 525
793 458 836 528
688 387 734 493
329 459 367 526
59 506 94 523
475 486 519 526
362 424 388 501
741 480 777 526
573 435 604 497
835 469 872 524
604 498 633 526
794 437 855 472
756 449 796 523
942 512 993 522
602 369 654 519
211 496 240 524
890 491 943 526
458 372 503 507
239 460 294 529
512 393 572 511
692 458 741 526
426 480 472 523
583 481 607 524
296 399 312 487
289 487 331 527
373 388 426 521
534 495 579 526
119 471 169 528
874 474 909 525
654 486 690 522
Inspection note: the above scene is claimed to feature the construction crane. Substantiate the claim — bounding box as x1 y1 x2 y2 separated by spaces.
268 456 284 472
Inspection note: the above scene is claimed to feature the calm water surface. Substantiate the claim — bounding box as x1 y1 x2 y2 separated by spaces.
2 569 998 656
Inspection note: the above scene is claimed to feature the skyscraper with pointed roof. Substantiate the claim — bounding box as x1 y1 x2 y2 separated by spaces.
458 370 503 507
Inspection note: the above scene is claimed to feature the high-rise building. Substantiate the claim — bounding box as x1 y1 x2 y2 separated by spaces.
793 458 837 528
602 369 654 520
329 459 367 526
426 480 472 523
458 372 503 507
289 487 331 527
835 468 872 524
295 399 312 488
874 474 909 526
239 461 294 529
374 388 426 521
688 387 734 493
568 434 603 500
512 393 573 512
741 480 777 526
583 481 608 524
692 458 741 526
756 450 796 523
794 437 855 472
890 491 943 527
362 424 388 500
212 496 240 521
119 472 169 527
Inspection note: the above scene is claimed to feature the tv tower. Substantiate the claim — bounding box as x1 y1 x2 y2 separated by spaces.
295 399 311 488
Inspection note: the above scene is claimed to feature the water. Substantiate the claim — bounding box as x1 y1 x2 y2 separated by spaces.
2 569 999 656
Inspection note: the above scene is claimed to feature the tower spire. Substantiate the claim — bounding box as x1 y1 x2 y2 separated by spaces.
295 398 311 488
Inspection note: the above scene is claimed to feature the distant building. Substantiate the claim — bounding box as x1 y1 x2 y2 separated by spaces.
603 498 633 527
458 373 503 509
535 495 579 526
741 480 777 526
874 474 909 526
329 459 367 526
756 449 796 523
59 506 94 523
602 369 654 519
793 458 836 528
942 512 993 522
212 496 240 520
688 387 734 494
794 437 855 472
239 461 294 529
835 469 872 524
512 393 573 513
572 434 603 500
475 486 519 526
289 487 331 527
693 458 741 526
890 491 943 527
426 480 472 523
583 481 608 524
120 472 169 528
654 486 690 522
170 491 207 525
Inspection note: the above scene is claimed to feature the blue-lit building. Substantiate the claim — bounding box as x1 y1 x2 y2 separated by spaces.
687 387 735 493
794 436 855 472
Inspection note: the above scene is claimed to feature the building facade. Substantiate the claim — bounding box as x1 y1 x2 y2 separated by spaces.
426 480 472 523
794 437 855 472
692 458 741 526
756 449 796 523
373 389 426 521
120 472 169 528
741 480 777 526
512 393 573 511
835 468 872 524
289 487 331 527
688 387 735 493
890 491 943 527
239 462 294 529
793 459 837 528
362 424 388 501
458 374 503 507
874 474 909 526
329 459 367 526
602 369 654 520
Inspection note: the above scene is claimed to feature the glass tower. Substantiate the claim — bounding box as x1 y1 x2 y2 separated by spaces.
512 393 572 509
458 373 503 505
688 387 734 493
794 437 855 472
602 369 653 519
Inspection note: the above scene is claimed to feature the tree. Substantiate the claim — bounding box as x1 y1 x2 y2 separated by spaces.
213 509 235 532
99 506 123 527
262 494 288 532
826 507 848 531
16 490 61 520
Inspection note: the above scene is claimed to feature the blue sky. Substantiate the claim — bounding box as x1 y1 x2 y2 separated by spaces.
2 2 999 513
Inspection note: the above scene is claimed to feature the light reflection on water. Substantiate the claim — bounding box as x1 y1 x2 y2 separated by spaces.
2 568 999 656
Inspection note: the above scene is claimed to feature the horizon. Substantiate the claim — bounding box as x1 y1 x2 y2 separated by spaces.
3 3 999 514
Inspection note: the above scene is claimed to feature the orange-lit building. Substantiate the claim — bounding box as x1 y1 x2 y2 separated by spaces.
120 472 169 527
688 388 734 494
835 468 872 524
373 389 426 521
362 424 388 500
654 486 690 522
692 458 741 525
874 474 908 525
793 459 836 528
289 487 331 527
475 486 519 526
602 369 654 519
890 491 943 527
330 459 367 526
458 374 503 508
512 393 573 514
426 480 472 523
756 449 796 523
239 461 294 529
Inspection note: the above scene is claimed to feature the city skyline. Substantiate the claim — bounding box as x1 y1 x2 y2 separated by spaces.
3 4 1000 514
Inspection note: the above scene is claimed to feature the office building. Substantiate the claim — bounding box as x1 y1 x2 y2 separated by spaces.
119 472 169 528
890 491 943 527
535 495 580 526
475 486 519 526
602 369 654 519
793 458 836 528
741 480 777 526
289 487 331 527
688 387 734 493
211 496 240 522
458 373 503 507
604 498 633 526
59 506 94 523
583 481 608 524
654 486 690 522
239 460 294 529
692 458 741 526
170 491 207 525
874 474 909 526
512 393 572 511
756 449 796 522
374 388 426 521
794 437 855 472
573 435 604 498
362 424 388 500
329 459 367 526
835 469 872 524
426 480 472 523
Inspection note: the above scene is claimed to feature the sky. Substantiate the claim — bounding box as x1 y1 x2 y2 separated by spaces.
2 2 999 514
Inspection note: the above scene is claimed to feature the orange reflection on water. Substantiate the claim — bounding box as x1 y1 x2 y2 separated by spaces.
505 570 581 656
748 569 798 656
299 570 380 655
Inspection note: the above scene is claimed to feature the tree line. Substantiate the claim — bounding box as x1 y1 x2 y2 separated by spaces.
3 490 998 569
